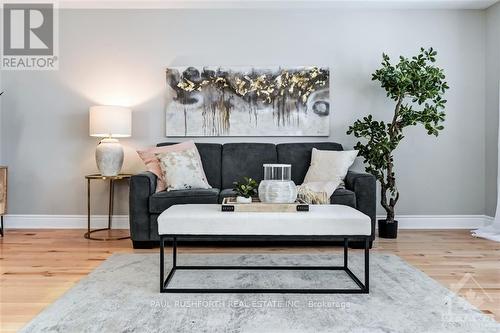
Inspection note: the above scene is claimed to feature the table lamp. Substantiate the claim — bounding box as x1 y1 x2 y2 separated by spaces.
89 105 132 176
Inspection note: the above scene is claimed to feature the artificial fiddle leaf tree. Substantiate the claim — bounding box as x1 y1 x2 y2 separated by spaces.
347 47 449 229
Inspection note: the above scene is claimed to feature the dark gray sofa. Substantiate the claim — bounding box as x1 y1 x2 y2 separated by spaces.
129 142 376 248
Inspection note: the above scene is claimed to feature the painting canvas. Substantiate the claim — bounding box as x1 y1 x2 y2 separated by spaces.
165 66 330 137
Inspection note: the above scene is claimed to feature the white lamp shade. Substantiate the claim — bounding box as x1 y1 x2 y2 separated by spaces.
89 105 132 138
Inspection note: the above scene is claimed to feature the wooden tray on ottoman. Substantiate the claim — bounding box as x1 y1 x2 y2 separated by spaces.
221 197 309 212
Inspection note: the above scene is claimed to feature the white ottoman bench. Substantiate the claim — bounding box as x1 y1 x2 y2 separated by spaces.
158 204 371 294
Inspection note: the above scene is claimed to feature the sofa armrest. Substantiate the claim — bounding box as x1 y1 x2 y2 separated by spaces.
129 171 157 241
345 171 376 239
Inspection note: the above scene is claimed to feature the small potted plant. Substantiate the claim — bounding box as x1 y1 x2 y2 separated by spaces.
233 177 258 203
347 47 449 238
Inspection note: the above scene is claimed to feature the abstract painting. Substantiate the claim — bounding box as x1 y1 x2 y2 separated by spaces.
165 66 330 136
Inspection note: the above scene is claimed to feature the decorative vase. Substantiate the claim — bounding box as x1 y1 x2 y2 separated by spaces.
236 196 252 204
95 138 124 176
258 164 297 204
378 219 398 239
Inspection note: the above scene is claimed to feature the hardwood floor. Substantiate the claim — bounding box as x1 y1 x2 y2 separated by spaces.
1 229 499 332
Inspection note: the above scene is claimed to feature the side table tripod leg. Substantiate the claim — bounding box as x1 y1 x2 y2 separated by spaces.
108 179 114 229
86 178 91 238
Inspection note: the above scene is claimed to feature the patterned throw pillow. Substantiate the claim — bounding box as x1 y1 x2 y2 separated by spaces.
137 141 208 192
156 148 211 191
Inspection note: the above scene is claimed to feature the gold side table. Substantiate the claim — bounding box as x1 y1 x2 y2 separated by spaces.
85 174 132 241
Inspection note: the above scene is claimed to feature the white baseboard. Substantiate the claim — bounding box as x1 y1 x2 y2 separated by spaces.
376 215 493 229
1 214 493 230
3 215 130 229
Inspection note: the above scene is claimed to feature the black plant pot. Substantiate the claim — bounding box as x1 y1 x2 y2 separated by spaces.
378 220 398 239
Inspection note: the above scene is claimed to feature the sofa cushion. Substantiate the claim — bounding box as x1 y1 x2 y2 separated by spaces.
218 188 237 203
276 142 343 184
157 143 222 189
330 188 356 208
221 143 277 189
149 188 220 214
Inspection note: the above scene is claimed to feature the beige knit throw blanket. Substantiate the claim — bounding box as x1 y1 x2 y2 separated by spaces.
296 186 329 204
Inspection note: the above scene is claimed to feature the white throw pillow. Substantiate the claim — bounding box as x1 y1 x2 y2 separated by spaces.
302 148 358 197
156 148 211 191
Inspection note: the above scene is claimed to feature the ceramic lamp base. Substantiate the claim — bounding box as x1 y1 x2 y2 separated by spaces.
95 138 124 176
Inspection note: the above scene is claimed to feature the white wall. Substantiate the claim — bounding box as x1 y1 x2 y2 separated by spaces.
485 2 500 217
0 70 2 165
1 8 486 216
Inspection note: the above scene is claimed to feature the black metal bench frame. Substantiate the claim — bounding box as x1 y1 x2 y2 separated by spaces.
160 234 370 294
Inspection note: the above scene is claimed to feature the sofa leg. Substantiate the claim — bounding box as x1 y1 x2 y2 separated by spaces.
132 240 157 249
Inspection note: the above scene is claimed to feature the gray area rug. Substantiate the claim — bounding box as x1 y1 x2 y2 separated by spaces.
21 253 500 333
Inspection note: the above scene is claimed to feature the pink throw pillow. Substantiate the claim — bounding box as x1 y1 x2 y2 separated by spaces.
137 141 208 192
